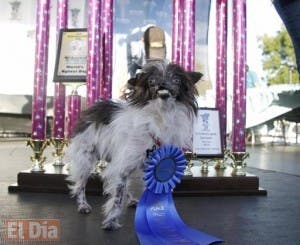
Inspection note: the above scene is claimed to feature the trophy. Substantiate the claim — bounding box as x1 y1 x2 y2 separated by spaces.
228 151 249 176
27 139 49 172
51 138 68 166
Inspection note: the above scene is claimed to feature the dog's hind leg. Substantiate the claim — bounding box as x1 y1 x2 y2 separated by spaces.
67 143 98 214
76 186 92 214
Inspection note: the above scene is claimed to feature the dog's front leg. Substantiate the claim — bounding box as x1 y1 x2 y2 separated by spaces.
101 140 149 230
102 178 127 230
102 163 141 230
127 190 138 207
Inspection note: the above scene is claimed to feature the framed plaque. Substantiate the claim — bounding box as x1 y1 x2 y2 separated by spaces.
192 108 224 158
53 28 88 83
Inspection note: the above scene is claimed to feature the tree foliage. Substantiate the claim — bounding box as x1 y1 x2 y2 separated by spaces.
258 26 299 85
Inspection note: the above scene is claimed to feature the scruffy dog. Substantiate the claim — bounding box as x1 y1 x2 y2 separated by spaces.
66 60 202 230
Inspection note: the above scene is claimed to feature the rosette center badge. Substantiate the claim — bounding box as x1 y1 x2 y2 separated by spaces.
144 145 186 194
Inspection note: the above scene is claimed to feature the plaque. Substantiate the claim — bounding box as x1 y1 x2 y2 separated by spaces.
193 108 224 158
53 29 88 83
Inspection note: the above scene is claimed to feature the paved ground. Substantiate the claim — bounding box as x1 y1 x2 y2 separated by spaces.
0 139 300 245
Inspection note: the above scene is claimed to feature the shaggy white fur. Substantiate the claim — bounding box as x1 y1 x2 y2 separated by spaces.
65 60 201 230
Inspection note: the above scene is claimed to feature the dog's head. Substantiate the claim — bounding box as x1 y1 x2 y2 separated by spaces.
126 60 202 114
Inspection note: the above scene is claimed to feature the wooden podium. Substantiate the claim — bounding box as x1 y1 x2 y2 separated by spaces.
8 164 267 196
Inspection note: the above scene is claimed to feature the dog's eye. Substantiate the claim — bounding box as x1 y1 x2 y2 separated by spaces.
173 78 181 84
148 78 156 86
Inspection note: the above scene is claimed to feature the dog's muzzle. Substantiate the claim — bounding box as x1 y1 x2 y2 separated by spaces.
157 89 172 100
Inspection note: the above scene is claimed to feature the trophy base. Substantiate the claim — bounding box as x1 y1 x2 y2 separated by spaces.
52 159 65 167
8 164 267 196
231 166 246 176
30 162 45 173
8 163 102 195
174 166 267 196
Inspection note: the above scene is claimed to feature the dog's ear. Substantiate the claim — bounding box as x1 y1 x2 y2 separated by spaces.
127 77 137 86
187 71 203 83
127 72 144 86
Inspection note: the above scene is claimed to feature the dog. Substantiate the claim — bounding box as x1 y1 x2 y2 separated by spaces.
66 60 202 230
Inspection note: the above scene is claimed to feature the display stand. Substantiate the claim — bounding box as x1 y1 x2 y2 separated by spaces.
8 164 267 196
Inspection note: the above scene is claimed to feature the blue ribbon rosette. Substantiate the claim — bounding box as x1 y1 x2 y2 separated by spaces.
135 145 223 245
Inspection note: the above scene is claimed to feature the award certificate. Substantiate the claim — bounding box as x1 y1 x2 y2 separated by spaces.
193 108 223 158
53 29 87 83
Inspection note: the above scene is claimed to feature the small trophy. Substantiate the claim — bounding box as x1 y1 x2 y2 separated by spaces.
27 139 49 172
228 151 249 176
51 138 68 166
184 151 194 176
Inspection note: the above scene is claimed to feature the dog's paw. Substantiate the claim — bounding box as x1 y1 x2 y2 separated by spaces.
78 203 92 214
127 199 138 208
102 219 122 231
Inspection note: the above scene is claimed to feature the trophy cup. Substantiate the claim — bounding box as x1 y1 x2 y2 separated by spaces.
214 149 230 170
27 139 49 172
228 151 249 176
184 151 194 176
51 138 68 166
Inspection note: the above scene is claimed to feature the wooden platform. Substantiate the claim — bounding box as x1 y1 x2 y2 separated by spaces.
8 164 267 196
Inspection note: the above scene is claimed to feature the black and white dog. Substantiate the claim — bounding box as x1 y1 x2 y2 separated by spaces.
66 60 202 230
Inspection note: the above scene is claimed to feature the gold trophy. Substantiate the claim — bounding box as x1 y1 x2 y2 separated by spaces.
51 138 68 166
214 149 230 170
228 151 249 176
27 139 49 172
214 158 226 170
200 159 212 173
184 151 194 176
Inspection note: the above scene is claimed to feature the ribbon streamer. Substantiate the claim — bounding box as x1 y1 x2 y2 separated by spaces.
135 145 223 244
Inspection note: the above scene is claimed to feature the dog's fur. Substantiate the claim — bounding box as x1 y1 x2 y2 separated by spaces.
66 60 202 230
